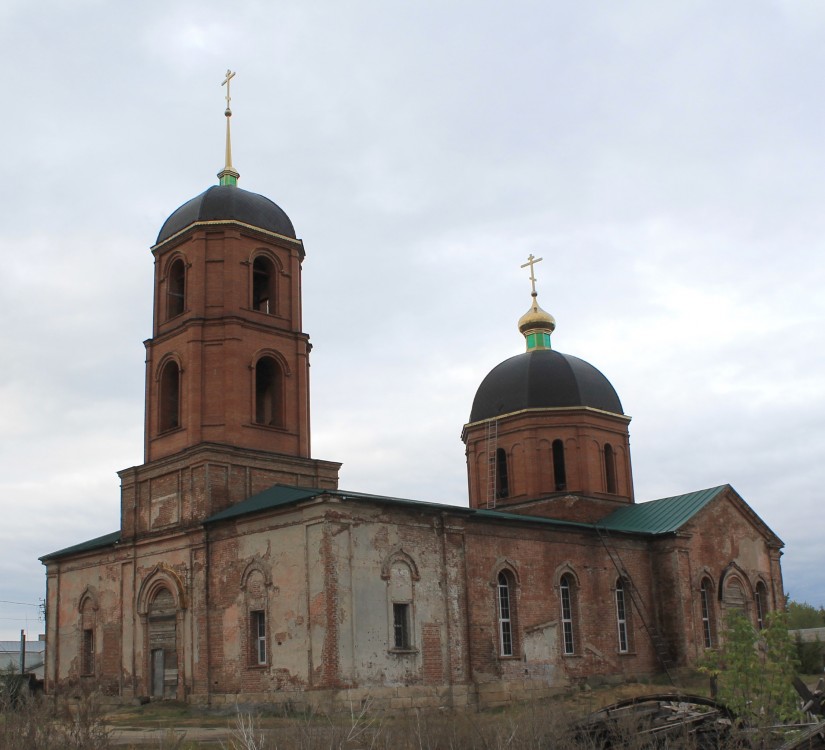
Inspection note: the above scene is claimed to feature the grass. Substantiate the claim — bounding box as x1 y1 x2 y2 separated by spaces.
2 672 819 750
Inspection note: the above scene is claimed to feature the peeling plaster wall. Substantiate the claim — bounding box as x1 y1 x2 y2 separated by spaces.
44 490 784 709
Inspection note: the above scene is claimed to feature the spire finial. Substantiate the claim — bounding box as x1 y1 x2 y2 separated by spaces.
521 253 542 298
517 254 556 351
218 69 240 186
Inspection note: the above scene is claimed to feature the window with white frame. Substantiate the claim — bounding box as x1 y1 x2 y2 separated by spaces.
251 610 266 665
615 578 629 653
700 578 714 648
560 573 575 655
497 571 515 657
755 581 768 630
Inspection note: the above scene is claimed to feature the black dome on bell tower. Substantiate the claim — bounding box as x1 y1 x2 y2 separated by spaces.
156 185 296 243
156 69 296 246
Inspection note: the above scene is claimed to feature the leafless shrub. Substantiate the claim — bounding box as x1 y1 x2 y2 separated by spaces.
0 686 112 750
58 685 113 750
220 706 276 750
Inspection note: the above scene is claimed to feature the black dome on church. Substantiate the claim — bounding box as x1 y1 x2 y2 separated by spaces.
156 184 296 243
469 349 623 422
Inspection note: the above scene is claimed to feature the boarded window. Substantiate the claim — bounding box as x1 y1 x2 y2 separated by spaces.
724 577 747 613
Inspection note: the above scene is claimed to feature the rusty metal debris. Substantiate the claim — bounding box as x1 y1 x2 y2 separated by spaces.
571 693 736 749
570 687 825 750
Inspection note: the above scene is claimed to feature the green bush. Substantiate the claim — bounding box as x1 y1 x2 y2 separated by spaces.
701 609 802 726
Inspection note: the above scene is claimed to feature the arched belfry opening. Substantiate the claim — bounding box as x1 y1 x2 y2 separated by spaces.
166 258 186 319
159 360 181 432
252 255 277 314
254 356 283 427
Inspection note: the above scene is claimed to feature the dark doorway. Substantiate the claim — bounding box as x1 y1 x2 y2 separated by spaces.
148 588 178 699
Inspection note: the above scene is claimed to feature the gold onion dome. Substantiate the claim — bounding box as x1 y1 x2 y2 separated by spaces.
518 296 556 350
518 297 555 336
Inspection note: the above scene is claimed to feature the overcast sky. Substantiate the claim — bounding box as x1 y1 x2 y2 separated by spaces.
1 0 823 639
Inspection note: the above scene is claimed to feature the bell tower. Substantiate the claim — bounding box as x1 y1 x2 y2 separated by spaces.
461 255 633 524
119 72 339 542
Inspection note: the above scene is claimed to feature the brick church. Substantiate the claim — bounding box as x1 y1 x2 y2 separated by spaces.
41 85 785 710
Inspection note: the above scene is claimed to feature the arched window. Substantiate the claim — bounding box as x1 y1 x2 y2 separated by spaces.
700 577 714 648
159 360 180 432
241 559 272 667
615 578 629 653
496 448 509 499
552 439 567 491
387 559 416 651
252 256 276 314
245 569 268 665
560 573 576 655
604 444 617 494
79 595 96 676
497 570 517 657
166 258 185 320
755 581 769 630
254 357 283 426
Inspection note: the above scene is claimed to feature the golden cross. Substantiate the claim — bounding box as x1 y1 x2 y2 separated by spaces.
221 69 236 112
520 254 543 296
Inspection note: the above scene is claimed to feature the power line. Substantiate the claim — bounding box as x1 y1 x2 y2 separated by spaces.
0 600 39 607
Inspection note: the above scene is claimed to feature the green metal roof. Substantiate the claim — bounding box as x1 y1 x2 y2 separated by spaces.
598 485 728 534
205 485 322 523
40 530 121 562
204 484 597 532
42 483 740 563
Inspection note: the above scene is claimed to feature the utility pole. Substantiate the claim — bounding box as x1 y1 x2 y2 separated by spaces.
19 629 26 675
